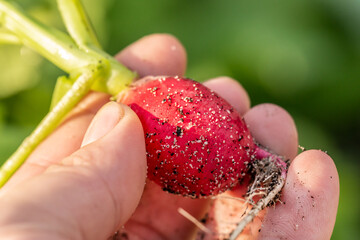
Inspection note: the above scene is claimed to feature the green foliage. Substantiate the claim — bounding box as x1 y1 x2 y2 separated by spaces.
0 46 42 98
0 0 358 238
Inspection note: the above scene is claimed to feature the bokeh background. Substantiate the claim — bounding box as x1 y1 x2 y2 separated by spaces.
0 0 359 238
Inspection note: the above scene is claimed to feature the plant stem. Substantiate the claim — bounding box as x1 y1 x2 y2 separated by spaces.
57 0 101 50
57 0 138 95
50 75 73 110
0 62 108 187
0 0 136 187
0 1 96 72
0 1 137 95
0 29 21 44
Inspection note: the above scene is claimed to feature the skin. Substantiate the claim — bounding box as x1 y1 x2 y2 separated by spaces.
0 34 339 240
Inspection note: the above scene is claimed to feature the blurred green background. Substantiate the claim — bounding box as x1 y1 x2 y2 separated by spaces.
0 0 359 238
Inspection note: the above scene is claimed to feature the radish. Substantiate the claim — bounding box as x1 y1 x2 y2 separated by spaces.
121 76 288 238
120 76 255 197
0 1 288 238
121 76 287 197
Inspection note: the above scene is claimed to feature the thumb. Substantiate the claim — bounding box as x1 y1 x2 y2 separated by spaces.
0 102 147 240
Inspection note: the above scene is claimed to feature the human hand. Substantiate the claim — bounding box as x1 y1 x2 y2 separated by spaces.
0 34 339 240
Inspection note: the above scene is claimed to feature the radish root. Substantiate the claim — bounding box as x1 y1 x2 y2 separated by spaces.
229 148 288 240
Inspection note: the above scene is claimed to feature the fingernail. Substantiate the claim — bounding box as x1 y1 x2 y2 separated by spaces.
81 102 123 147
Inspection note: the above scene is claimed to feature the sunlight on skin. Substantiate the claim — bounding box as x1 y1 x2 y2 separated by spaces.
0 33 339 240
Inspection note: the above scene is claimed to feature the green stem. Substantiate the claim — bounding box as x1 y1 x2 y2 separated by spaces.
0 1 137 187
56 0 138 95
50 75 73 110
57 0 138 95
57 0 101 50
0 62 109 187
0 1 137 95
0 1 96 73
0 29 21 44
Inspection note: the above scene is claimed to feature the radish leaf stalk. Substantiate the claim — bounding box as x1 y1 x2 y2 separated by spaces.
57 0 101 50
0 0 136 187
0 1 136 95
50 75 73 110
0 28 21 44
0 63 108 187
0 1 93 72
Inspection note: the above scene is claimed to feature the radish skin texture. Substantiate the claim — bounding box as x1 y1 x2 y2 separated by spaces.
120 77 255 198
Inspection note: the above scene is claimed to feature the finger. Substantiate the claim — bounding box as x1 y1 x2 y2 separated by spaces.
115 33 187 78
0 103 147 240
259 150 339 240
244 103 298 160
203 76 251 115
5 33 188 188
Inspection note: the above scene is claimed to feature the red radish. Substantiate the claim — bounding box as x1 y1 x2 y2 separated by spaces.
120 76 287 199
